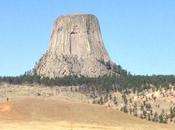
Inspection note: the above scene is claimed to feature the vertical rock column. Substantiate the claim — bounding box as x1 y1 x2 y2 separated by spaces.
35 14 114 78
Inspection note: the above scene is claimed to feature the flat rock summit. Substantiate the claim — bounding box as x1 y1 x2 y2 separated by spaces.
35 14 115 78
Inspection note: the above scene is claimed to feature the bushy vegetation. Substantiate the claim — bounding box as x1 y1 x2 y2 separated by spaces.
125 74 175 89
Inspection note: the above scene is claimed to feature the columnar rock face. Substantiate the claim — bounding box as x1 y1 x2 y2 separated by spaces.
35 14 115 78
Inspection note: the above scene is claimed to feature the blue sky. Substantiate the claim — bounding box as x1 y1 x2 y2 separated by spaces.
0 0 175 76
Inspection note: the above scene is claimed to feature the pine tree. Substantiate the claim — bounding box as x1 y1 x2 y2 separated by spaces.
153 112 159 122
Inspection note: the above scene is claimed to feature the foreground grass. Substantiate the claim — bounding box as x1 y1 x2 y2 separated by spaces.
0 96 174 130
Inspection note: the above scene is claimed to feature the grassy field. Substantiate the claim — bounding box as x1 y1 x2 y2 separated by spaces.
0 96 174 130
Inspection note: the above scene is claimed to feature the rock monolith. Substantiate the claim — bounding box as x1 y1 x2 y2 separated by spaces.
35 14 115 78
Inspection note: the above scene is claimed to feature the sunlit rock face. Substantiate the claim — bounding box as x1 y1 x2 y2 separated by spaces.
35 14 114 78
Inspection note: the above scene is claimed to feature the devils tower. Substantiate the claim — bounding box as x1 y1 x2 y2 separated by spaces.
35 14 115 78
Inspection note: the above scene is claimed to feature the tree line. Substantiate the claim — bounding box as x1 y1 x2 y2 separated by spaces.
0 73 120 90
0 64 175 90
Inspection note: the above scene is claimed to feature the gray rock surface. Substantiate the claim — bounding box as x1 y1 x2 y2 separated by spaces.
35 14 115 78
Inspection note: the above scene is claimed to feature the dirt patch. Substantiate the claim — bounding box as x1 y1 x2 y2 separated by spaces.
0 104 12 112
